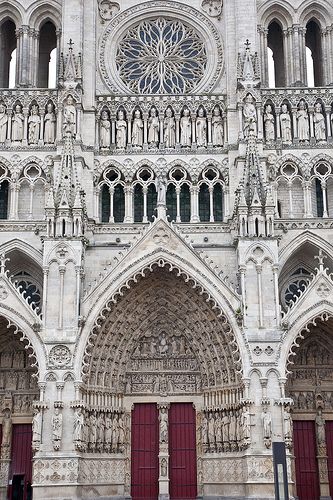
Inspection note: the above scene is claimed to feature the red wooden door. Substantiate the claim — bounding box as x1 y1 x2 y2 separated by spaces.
293 420 320 500
131 403 159 500
326 421 333 497
169 403 197 500
9 424 33 500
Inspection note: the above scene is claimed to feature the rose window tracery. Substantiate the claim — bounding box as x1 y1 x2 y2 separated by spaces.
115 18 207 94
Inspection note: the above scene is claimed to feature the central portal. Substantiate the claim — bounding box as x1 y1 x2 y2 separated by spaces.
131 403 197 500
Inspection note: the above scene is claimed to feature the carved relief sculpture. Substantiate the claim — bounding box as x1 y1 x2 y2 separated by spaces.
0 103 8 143
28 105 41 144
243 94 257 137
280 104 292 144
100 110 111 149
44 103 56 144
12 104 24 142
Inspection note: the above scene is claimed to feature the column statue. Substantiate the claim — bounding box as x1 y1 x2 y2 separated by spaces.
0 104 8 143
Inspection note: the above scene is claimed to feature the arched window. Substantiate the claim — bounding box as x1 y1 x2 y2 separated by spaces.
213 184 223 222
0 180 9 219
99 168 125 223
166 184 177 221
267 21 285 87
147 184 157 221
180 184 191 222
199 168 225 223
305 20 323 87
133 168 156 223
315 178 324 217
113 184 125 223
199 183 210 222
0 20 17 88
101 184 111 222
38 21 57 88
134 184 144 223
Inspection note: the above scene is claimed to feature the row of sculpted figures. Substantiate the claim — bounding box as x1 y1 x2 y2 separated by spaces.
99 105 225 151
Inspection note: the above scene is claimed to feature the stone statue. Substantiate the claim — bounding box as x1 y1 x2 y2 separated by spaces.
32 409 42 443
116 110 127 149
111 414 119 451
202 414 208 446
313 102 326 143
221 411 230 444
280 104 292 143
73 408 84 442
159 408 168 443
12 104 24 142
155 175 167 206
63 95 76 136
100 110 111 149
229 410 237 442
241 406 251 442
214 412 222 450
297 100 309 143
261 408 272 447
161 457 167 476
164 107 175 148
1 411 12 447
283 406 292 440
196 107 207 147
0 103 8 143
89 413 97 449
96 413 105 449
28 105 41 144
180 108 191 147
264 104 275 142
52 408 62 449
208 412 215 448
212 106 223 147
148 107 159 147
44 103 56 144
132 109 143 148
243 94 257 137
316 411 325 444
105 415 112 450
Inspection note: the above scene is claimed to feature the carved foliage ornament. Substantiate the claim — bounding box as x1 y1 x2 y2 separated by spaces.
49 345 71 368
98 0 120 21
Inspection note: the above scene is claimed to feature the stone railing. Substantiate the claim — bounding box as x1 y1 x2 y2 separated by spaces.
95 94 227 154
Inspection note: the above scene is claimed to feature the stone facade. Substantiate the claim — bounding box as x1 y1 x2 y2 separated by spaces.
0 0 333 499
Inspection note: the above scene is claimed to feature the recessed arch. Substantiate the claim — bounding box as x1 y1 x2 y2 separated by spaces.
27 1 62 31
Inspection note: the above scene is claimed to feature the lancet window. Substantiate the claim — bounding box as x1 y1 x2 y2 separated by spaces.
0 19 17 88
133 168 157 223
198 168 224 223
38 21 57 88
99 168 125 223
18 164 47 220
0 165 10 219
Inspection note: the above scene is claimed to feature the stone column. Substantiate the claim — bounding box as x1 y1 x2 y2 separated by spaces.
124 185 134 223
158 403 170 500
190 185 199 223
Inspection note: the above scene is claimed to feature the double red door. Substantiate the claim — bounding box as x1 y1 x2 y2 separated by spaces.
131 403 197 500
293 421 320 500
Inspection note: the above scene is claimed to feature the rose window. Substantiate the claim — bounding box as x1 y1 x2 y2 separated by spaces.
115 18 207 94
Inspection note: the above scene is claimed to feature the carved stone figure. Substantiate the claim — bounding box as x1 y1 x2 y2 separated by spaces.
63 95 76 136
12 104 24 142
89 413 97 449
196 107 207 147
111 414 119 451
283 406 292 441
313 102 326 143
52 408 62 449
159 408 168 443
73 408 84 442
212 106 223 146
158 332 168 354
28 105 41 144
221 411 230 444
241 406 251 442
116 110 127 148
316 411 325 444
264 104 275 142
44 103 56 144
208 412 215 449
280 104 292 143
261 408 272 447
180 108 191 147
100 110 111 148
243 94 257 137
164 107 176 148
0 103 8 143
229 410 237 443
132 109 143 148
32 409 42 444
148 107 159 147
297 100 309 142
1 411 12 447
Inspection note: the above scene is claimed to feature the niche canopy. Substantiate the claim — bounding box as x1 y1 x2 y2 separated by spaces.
99 1 224 95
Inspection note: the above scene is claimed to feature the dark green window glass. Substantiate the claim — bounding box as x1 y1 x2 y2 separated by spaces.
101 184 110 223
147 184 157 221
114 184 125 223
199 183 210 222
213 184 223 222
166 184 177 221
180 184 191 222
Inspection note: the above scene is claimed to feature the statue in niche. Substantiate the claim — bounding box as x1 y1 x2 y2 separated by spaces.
212 106 224 147
243 94 257 137
313 102 326 143
73 408 84 442
100 110 111 149
132 109 143 148
164 107 175 148
89 412 97 448
158 332 169 355
52 408 62 449
180 108 191 147
202 413 208 446
208 412 215 449
196 107 207 147
155 175 167 206
297 100 309 143
148 107 159 148
28 105 40 144
229 410 237 443
0 103 8 143
316 410 325 444
97 413 104 449
241 406 251 442
105 414 112 450
1 411 12 447
63 95 76 136
214 412 222 451
264 104 275 142
159 408 168 443
12 104 24 142
161 457 167 476
280 104 292 144
261 407 272 447
116 109 127 149
44 103 56 144
283 406 292 440
32 409 42 444
111 414 119 451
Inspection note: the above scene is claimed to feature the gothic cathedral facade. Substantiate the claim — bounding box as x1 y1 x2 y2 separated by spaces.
0 0 333 499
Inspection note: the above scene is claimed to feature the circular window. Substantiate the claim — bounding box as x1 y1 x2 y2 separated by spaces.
99 1 223 95
115 18 207 94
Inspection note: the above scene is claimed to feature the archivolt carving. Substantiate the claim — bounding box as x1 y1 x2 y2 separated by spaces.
82 267 242 395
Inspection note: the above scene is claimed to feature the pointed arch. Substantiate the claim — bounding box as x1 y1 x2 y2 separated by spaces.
279 231 333 272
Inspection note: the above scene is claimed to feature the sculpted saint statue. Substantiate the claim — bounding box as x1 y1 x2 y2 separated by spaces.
155 175 167 206
280 104 292 143
264 104 275 142
116 110 127 149
159 408 168 443
180 108 191 147
32 409 42 443
28 105 41 144
148 107 159 147
313 102 326 142
52 408 63 446
12 104 24 142
63 95 76 136
0 104 8 143
212 106 223 147
164 107 176 148
44 103 56 144
100 110 111 148
196 107 207 147
297 100 309 142
243 94 257 137
132 109 143 148
261 408 272 440
74 408 84 442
